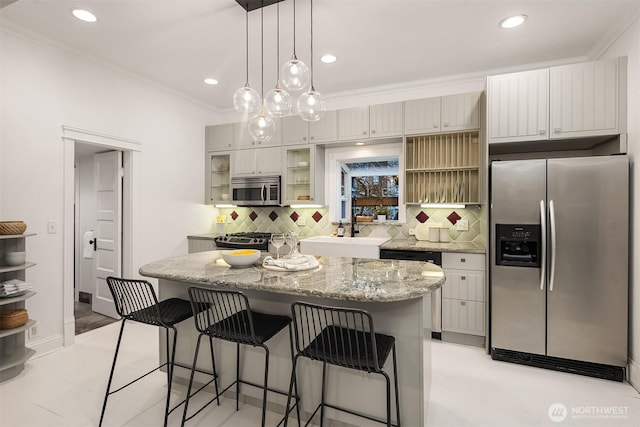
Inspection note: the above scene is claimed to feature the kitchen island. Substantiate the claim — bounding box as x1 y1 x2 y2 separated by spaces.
139 251 445 426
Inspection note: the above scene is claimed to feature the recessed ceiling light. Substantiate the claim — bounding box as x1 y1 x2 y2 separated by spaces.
499 14 527 29
204 78 219 85
71 9 97 23
321 54 337 64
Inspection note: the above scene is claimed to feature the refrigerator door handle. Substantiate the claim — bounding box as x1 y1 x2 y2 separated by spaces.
549 199 557 292
539 200 546 291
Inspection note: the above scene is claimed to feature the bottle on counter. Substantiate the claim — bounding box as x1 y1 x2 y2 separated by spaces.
337 221 345 237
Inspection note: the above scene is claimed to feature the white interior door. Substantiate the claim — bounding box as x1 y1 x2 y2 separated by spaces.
92 151 122 318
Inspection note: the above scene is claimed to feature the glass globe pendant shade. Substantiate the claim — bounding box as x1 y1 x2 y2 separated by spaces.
297 88 326 121
264 86 292 117
248 108 276 142
280 57 310 91
233 85 261 113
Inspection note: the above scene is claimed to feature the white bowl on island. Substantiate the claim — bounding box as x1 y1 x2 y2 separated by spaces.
221 249 261 268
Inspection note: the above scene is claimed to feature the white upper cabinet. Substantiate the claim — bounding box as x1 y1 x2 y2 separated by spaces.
309 110 338 143
234 121 282 149
282 115 310 146
404 98 441 135
205 123 234 151
487 68 549 144
338 106 370 141
550 58 620 139
232 146 281 176
369 102 403 138
441 92 481 132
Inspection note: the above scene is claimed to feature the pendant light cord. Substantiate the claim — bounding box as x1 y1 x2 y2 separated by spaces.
261 5 264 98
276 2 280 81
310 0 314 88
244 10 249 86
293 0 297 57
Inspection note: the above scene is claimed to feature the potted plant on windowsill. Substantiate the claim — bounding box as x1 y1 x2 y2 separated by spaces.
375 205 391 222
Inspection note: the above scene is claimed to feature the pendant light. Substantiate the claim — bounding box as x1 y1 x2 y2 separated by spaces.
280 0 310 91
233 9 261 113
248 5 275 142
297 0 326 121
264 2 292 117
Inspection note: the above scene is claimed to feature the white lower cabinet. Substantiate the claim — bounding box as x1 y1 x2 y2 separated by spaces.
441 252 486 337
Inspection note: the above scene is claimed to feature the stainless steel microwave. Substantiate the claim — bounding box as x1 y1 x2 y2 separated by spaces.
231 175 281 206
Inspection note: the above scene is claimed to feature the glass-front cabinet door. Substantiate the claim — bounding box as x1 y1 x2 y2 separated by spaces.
283 145 324 205
206 152 232 204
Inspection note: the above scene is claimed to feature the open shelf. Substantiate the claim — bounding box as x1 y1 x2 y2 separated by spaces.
0 319 36 339
0 290 36 306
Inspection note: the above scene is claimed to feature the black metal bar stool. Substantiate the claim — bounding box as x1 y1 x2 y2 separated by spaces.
285 301 401 427
181 286 300 427
99 277 198 427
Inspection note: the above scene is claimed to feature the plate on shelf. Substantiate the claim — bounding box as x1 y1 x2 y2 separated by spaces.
0 291 27 299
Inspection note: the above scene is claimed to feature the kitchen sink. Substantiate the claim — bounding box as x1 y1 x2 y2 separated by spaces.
300 236 390 259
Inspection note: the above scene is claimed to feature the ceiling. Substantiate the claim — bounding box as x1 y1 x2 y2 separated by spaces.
1 0 638 113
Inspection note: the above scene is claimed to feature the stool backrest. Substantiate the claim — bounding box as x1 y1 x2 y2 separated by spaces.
188 286 257 344
291 301 382 372
106 277 164 326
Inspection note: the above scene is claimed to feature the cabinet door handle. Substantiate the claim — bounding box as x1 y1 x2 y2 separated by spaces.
460 258 466 263
539 130 546 135
310 136 315 140
433 124 438 128
553 128 562 133
303 136 307 141
461 276 466 280
372 129 376 134
362 131 367 135
460 301 466 306
443 123 449 127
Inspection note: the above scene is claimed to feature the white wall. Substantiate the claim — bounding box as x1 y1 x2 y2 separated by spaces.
0 30 219 350
599 15 640 390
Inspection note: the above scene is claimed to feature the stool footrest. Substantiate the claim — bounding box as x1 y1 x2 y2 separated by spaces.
305 402 399 427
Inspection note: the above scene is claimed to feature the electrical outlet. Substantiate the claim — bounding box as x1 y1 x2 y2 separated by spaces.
456 220 469 231
29 324 38 339
297 218 306 226
408 228 416 236
47 220 57 234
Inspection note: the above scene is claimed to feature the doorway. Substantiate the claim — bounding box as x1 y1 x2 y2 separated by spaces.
62 126 141 346
73 143 121 334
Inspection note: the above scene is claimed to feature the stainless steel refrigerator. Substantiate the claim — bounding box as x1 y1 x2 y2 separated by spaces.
490 156 628 378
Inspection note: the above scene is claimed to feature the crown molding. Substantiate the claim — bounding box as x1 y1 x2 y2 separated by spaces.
588 8 640 60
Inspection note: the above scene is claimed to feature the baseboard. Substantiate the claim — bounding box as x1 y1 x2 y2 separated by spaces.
628 357 640 392
28 334 64 359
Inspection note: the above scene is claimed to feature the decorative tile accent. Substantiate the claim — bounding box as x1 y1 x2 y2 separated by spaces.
415 211 429 223
447 211 462 225
230 211 239 221
249 211 258 221
312 211 323 223
290 211 299 222
269 211 278 221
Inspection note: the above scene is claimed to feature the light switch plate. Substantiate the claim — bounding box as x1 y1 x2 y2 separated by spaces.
47 220 57 234
456 220 469 231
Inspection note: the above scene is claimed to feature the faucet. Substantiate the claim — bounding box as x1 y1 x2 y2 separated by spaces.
351 196 359 237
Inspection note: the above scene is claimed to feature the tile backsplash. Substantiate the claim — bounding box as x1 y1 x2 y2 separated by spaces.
214 205 486 244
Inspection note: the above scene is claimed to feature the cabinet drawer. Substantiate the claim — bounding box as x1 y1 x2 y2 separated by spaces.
442 252 485 270
442 298 485 336
442 270 485 302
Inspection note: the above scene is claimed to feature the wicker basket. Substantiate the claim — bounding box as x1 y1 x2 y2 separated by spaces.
356 216 373 223
0 221 27 235
0 309 28 329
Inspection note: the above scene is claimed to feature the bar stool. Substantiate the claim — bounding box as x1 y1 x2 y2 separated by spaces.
285 301 401 427
99 277 196 427
181 286 300 426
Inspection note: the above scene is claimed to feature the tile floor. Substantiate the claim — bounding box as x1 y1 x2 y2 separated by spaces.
1 322 639 426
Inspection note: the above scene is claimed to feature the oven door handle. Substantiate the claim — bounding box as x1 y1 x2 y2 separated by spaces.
539 200 546 291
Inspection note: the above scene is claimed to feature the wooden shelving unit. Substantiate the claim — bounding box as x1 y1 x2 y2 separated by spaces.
405 131 481 204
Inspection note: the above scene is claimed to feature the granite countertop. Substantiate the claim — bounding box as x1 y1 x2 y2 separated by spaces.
139 251 445 303
381 239 486 254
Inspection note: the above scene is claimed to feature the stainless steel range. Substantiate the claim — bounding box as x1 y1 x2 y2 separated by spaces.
214 232 271 251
